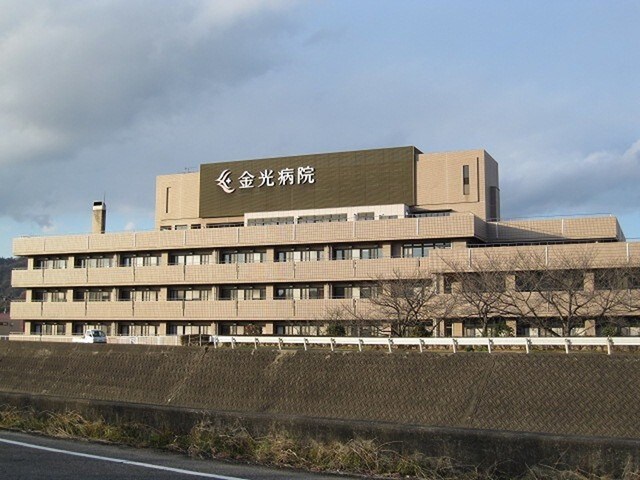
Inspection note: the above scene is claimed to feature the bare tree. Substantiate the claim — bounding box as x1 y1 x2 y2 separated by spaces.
441 250 512 337
323 269 452 337
367 270 453 337
322 303 378 336
504 246 639 336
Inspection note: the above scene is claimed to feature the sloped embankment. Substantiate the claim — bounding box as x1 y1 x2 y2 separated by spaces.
1 342 639 439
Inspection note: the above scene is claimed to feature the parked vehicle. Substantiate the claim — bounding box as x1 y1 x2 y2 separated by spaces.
72 329 107 344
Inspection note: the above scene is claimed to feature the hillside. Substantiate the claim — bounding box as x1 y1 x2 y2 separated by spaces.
0 257 26 313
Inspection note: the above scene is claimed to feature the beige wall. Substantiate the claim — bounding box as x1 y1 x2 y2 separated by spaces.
155 149 500 228
415 149 499 220
155 172 200 228
12 240 640 324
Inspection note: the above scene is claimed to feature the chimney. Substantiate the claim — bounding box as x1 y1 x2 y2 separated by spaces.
92 201 106 234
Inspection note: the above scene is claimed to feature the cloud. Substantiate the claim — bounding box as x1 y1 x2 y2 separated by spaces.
502 140 640 219
0 0 298 228
0 0 296 168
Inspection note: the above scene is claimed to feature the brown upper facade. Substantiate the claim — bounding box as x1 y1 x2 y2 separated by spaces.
156 147 500 229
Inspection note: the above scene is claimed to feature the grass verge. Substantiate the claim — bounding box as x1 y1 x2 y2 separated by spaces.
0 405 637 479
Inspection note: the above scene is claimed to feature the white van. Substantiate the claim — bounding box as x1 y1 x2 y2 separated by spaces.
72 329 107 344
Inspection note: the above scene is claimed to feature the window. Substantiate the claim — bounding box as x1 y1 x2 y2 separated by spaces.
169 252 211 265
275 324 322 336
411 211 451 218
355 212 374 221
275 248 323 262
73 289 110 302
332 285 353 299
87 290 111 302
243 287 266 300
595 268 640 290
332 285 376 299
219 250 265 264
359 285 377 299
190 224 201 229
333 248 352 260
76 256 113 268
120 254 160 267
461 273 506 292
32 290 46 302
118 324 159 336
167 323 211 335
247 217 294 227
515 270 584 292
219 286 238 301
274 285 324 300
118 289 133 301
219 286 265 300
174 225 188 230
51 291 66 302
463 164 470 195
443 275 454 294
168 288 210 301
489 186 500 221
119 289 159 301
379 215 398 220
35 258 67 269
298 214 347 224
31 322 66 335
333 246 381 260
141 290 159 302
402 242 451 258
218 323 246 335
206 222 244 228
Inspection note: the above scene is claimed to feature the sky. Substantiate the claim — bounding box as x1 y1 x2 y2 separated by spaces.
1 0 639 257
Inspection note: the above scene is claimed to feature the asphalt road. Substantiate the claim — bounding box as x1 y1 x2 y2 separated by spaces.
0 430 355 480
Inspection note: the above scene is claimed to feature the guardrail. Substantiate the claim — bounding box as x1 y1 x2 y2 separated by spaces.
5 334 181 346
211 335 640 355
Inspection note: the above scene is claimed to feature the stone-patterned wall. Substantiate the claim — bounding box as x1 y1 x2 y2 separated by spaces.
1 342 639 439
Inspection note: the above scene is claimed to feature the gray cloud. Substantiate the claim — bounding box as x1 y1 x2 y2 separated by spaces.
0 1 295 165
0 0 297 225
501 140 640 219
1 0 639 255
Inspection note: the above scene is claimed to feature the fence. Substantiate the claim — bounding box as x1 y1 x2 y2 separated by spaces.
3 333 640 354
211 335 640 355
4 334 180 346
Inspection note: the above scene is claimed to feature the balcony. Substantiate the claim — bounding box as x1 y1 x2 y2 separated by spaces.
13 214 481 256
10 299 375 322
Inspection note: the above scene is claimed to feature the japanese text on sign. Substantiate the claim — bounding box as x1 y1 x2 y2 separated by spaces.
215 166 315 194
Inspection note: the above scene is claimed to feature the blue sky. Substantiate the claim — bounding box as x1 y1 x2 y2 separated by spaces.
1 0 639 256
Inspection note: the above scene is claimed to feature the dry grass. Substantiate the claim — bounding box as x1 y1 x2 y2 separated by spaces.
1 405 638 480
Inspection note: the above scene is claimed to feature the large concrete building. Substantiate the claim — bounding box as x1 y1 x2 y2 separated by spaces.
10 146 639 338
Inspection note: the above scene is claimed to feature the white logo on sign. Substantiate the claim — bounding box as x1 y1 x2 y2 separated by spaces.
258 169 275 187
278 168 295 186
297 166 315 184
238 171 255 189
216 166 316 193
216 169 235 193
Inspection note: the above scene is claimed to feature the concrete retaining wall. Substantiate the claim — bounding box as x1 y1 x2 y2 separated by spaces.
1 342 639 475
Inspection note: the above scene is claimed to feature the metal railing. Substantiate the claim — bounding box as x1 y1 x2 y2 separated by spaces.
5 334 181 346
211 335 640 355
4 333 640 354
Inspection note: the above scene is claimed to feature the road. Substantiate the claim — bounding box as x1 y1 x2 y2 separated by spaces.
0 430 354 479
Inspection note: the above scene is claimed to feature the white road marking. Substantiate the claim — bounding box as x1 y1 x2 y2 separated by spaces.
0 437 249 480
